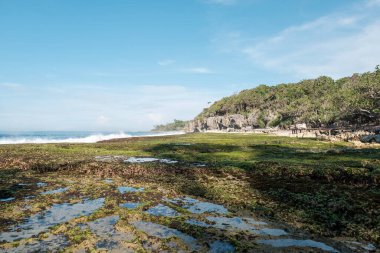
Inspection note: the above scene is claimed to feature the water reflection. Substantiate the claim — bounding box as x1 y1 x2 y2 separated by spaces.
1 198 105 242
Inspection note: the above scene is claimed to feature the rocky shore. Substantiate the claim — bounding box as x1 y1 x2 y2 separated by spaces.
186 115 380 144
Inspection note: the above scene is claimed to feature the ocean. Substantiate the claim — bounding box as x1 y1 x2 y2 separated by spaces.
0 131 184 145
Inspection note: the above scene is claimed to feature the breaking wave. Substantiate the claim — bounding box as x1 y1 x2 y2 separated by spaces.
0 131 185 145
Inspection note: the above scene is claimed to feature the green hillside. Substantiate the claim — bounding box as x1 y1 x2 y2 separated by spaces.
197 67 380 128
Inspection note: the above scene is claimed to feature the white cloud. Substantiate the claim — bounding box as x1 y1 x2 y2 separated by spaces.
180 67 214 74
221 1 380 79
0 83 225 131
158 59 175 66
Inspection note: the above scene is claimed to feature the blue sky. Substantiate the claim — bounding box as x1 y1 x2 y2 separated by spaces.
1 0 379 131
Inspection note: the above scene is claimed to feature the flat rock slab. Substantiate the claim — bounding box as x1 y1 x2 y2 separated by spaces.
124 157 178 164
0 198 105 242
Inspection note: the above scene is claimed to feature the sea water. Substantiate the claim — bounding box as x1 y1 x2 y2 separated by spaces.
0 131 184 144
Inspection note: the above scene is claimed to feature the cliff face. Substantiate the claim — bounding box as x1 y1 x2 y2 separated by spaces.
187 68 380 132
186 115 246 132
186 113 302 132
186 113 269 132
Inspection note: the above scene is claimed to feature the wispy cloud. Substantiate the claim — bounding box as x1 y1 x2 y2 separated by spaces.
203 0 237 6
96 115 110 125
366 0 380 7
147 113 164 123
0 83 223 131
180 67 214 74
138 85 187 94
220 1 380 79
158 59 175 66
0 82 24 91
92 72 113 77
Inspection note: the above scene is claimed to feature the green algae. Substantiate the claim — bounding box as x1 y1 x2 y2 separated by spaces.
0 133 379 251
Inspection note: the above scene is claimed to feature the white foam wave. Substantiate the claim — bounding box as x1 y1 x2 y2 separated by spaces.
0 131 185 145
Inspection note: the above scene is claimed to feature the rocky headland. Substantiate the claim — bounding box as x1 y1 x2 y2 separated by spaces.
185 68 380 143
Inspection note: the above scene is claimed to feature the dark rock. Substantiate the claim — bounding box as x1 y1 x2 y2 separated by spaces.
360 135 380 143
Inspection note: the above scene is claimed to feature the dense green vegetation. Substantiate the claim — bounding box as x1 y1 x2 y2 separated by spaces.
151 119 188 132
197 67 380 128
1 133 379 250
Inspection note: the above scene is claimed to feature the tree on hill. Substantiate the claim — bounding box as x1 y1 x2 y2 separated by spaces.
151 119 188 132
196 67 380 128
